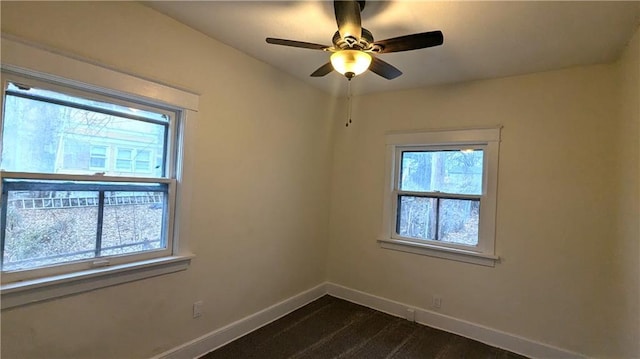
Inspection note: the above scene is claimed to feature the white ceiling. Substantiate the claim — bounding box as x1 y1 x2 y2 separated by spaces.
145 1 640 96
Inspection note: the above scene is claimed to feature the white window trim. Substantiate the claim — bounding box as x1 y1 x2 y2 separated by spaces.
1 255 193 310
379 127 501 266
0 35 199 308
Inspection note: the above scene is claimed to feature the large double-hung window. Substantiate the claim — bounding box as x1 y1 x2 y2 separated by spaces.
380 128 501 266
396 148 483 245
0 75 178 282
0 38 197 309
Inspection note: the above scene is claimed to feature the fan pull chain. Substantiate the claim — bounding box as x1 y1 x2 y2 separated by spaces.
346 80 353 127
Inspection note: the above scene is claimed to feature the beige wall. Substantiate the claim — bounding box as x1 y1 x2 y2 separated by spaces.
611 25 640 358
1 2 638 359
327 63 626 355
0 2 334 358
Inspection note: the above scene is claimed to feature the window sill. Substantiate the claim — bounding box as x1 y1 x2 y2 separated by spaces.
1 254 193 309
378 238 499 267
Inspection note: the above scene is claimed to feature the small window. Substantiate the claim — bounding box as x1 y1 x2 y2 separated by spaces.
397 149 483 246
89 146 108 170
1 75 178 281
134 149 152 173
116 148 134 172
380 128 501 266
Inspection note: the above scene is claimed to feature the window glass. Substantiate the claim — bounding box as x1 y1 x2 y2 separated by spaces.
116 148 133 172
1 179 168 271
397 196 436 240
63 140 90 170
397 196 479 245
396 148 484 247
1 83 168 178
437 199 479 245
134 150 152 173
99 191 165 256
1 79 175 276
400 150 483 195
3 190 100 271
89 146 107 169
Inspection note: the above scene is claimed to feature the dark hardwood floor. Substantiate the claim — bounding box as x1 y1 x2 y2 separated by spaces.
202 295 528 359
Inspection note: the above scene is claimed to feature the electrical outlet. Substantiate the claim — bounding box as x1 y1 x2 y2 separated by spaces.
193 301 203 318
432 296 442 309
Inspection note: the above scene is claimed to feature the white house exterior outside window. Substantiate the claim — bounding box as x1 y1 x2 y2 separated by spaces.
379 127 501 266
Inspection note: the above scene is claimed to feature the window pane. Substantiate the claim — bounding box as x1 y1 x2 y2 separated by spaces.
100 191 165 256
438 199 479 246
115 149 133 171
115 160 132 171
2 191 99 271
134 150 152 173
400 150 483 195
90 158 106 169
63 140 90 170
117 149 133 159
91 146 107 156
90 146 107 169
1 85 168 177
136 150 150 161
135 161 151 172
396 196 436 240
1 179 168 271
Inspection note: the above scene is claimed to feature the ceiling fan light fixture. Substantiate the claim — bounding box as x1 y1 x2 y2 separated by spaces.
330 50 372 79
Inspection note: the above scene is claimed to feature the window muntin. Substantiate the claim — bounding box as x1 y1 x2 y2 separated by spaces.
0 76 179 280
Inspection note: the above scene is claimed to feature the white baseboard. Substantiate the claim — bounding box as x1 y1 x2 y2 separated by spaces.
152 283 327 359
326 282 586 359
152 282 586 359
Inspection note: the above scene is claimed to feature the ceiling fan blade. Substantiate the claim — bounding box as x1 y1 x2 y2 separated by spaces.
373 31 444 53
310 62 334 77
369 57 402 80
266 38 330 50
334 1 362 40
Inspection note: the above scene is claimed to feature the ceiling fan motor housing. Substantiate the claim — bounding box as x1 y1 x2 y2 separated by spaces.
332 28 377 51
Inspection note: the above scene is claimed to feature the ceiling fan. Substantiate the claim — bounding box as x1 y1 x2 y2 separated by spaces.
266 0 444 80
